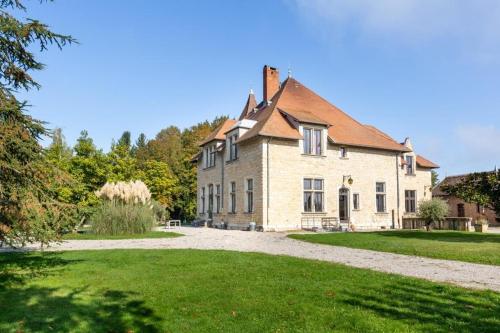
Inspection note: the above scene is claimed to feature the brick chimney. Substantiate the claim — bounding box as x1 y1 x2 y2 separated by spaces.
263 65 280 102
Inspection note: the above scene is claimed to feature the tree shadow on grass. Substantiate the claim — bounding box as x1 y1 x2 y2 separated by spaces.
340 281 500 333
375 231 500 244
0 253 161 332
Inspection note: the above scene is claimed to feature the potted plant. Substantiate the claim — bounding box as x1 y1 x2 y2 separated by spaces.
474 217 488 232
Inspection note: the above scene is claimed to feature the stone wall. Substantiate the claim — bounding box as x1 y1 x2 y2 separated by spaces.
442 196 498 225
197 137 264 229
402 217 473 231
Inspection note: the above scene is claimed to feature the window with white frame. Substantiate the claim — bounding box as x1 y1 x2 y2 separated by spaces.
405 155 414 175
376 182 386 213
229 134 238 161
229 181 236 213
208 184 214 213
246 179 253 213
303 128 323 155
340 147 348 158
201 187 205 214
303 178 324 212
209 145 216 167
215 184 221 213
353 193 360 210
204 147 209 168
405 190 416 213
204 145 216 168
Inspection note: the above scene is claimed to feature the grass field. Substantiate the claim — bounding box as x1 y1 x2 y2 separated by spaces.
289 231 500 265
0 250 498 332
62 231 182 240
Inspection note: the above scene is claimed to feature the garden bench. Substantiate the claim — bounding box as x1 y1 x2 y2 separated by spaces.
165 219 181 229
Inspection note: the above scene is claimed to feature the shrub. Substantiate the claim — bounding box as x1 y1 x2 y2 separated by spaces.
151 200 169 222
418 198 449 231
91 201 155 235
95 180 151 204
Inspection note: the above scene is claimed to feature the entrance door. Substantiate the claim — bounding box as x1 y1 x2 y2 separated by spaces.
339 188 349 222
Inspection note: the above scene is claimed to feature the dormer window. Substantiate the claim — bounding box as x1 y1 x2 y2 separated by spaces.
229 134 238 161
303 127 322 155
205 145 216 168
405 155 414 175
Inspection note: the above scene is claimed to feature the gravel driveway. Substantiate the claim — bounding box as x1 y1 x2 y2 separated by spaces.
3 227 500 292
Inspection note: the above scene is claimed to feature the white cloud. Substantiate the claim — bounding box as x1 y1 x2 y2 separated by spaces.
288 0 500 62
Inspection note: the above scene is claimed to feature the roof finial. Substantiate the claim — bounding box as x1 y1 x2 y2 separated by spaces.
249 88 254 95
287 66 292 78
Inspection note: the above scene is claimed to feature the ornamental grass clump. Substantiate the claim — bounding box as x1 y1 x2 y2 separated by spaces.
92 181 155 235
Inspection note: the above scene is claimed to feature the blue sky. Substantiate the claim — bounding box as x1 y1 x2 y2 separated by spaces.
16 0 500 178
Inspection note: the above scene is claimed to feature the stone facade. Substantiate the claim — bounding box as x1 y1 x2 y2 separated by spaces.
197 130 433 231
441 197 497 225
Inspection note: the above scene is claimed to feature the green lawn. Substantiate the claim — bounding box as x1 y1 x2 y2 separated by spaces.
62 231 182 240
289 231 500 265
0 250 498 332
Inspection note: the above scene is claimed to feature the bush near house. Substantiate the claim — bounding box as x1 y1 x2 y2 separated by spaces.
418 198 449 231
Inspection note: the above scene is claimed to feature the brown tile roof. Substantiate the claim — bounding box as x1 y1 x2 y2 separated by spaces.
238 91 258 120
433 174 466 196
198 119 237 146
238 78 409 151
278 108 331 126
416 155 439 169
190 151 202 162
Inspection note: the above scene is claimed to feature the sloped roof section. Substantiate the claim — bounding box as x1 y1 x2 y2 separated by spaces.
238 91 258 120
198 119 237 146
433 174 465 196
279 108 330 126
239 77 409 151
416 155 439 169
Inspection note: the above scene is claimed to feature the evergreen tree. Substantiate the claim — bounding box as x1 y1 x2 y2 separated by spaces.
117 130 131 151
131 132 147 156
0 0 76 246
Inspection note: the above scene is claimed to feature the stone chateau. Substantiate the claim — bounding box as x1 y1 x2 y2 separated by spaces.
194 65 439 231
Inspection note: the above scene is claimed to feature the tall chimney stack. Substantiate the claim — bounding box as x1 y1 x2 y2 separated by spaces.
263 65 280 102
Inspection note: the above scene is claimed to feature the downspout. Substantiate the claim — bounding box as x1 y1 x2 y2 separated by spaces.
266 137 272 229
395 153 400 229
221 151 224 210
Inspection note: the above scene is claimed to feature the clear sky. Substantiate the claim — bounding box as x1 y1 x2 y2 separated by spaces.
16 0 500 178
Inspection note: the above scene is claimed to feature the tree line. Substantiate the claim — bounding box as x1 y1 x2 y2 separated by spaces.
0 0 226 246
46 118 226 222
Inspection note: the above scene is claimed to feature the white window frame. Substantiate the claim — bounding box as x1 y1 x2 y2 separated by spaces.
228 134 239 161
303 178 324 213
405 190 417 213
376 182 386 213
245 178 254 213
200 187 206 214
208 184 214 213
215 184 221 213
405 155 414 175
302 127 323 156
229 181 236 213
353 193 360 210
